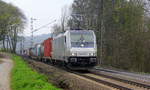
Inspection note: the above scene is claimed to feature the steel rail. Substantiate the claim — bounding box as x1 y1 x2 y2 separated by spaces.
90 69 150 89
71 71 132 90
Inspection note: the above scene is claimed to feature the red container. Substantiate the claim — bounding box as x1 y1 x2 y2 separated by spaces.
43 38 53 57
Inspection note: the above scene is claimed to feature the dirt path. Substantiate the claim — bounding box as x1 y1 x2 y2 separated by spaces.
0 54 13 90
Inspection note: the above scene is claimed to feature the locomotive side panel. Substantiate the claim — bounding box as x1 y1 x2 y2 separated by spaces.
52 35 66 61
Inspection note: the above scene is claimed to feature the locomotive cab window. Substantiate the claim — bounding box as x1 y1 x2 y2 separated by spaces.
70 31 95 48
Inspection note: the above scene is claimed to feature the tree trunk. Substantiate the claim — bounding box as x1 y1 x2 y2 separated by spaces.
11 27 18 53
2 36 6 50
7 35 12 52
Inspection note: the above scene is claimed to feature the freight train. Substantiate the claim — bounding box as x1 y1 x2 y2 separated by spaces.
27 30 97 70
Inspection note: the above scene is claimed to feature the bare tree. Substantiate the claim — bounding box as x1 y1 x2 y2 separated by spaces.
61 5 70 31
52 24 62 37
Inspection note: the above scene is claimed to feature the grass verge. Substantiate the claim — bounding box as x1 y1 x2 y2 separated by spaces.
11 55 60 90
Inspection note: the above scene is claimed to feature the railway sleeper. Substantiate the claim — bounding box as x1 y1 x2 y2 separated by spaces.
91 71 150 89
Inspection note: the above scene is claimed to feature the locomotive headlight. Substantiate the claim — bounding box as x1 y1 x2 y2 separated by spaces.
72 53 75 56
71 53 77 56
89 53 95 56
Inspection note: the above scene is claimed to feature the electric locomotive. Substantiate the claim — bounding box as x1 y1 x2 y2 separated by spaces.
52 30 97 70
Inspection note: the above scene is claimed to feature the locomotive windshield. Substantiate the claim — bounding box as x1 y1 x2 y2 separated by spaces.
70 31 95 48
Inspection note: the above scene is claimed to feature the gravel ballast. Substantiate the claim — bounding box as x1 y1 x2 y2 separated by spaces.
25 58 113 90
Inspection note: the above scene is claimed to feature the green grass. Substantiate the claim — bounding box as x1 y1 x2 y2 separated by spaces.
11 55 60 90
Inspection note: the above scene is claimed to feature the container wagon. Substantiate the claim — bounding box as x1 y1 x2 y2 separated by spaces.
41 38 53 62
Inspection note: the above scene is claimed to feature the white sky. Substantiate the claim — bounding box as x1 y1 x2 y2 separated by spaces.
2 0 73 36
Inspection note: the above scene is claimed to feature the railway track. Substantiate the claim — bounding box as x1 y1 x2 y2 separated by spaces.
71 71 132 90
22 56 150 90
94 68 150 83
88 69 150 90
70 70 150 90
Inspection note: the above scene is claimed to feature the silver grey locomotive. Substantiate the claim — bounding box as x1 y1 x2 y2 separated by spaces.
52 30 97 70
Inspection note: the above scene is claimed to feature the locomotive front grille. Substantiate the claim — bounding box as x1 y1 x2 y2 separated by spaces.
77 52 89 56
68 57 97 67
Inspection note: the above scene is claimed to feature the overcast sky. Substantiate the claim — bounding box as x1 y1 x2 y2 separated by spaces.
2 0 73 36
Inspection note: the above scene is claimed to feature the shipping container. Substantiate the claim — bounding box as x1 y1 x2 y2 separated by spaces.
43 38 53 58
36 44 41 57
29 48 33 57
32 47 37 56
40 43 44 57
26 49 29 56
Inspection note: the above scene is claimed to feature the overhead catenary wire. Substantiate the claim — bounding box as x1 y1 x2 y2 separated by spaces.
30 19 56 47
31 19 56 33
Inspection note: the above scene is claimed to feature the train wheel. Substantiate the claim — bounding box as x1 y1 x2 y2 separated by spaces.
51 59 55 65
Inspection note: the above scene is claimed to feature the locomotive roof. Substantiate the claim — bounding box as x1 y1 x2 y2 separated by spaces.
68 30 94 32
53 30 95 39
